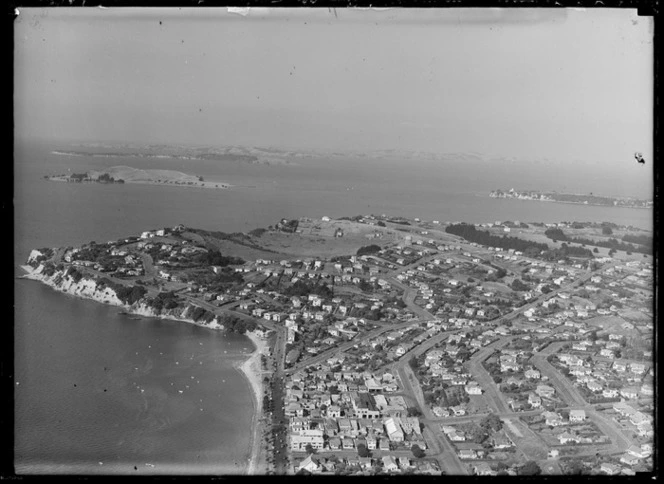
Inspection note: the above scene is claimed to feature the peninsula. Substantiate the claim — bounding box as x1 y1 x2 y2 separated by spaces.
21 215 653 476
489 189 652 209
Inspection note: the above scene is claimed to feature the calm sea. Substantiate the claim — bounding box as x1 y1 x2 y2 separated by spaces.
14 140 652 474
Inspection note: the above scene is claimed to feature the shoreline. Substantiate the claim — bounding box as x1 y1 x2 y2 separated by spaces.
236 331 269 475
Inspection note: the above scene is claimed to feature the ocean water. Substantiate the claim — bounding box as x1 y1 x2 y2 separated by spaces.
13 139 653 474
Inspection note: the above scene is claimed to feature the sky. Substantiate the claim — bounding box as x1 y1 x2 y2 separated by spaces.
15 8 653 166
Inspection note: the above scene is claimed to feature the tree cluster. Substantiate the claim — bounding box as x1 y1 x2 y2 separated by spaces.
510 278 530 292
356 244 382 256
194 250 245 267
545 228 647 255
219 314 257 334
276 219 299 233
446 223 549 255
148 291 181 311
97 278 147 305
284 280 334 299
67 267 84 283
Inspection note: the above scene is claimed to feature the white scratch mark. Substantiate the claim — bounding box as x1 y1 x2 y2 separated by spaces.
228 7 250 16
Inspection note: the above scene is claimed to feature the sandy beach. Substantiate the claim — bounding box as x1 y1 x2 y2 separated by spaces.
237 331 269 475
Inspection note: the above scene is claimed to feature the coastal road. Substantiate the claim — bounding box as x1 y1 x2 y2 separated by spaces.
269 325 289 475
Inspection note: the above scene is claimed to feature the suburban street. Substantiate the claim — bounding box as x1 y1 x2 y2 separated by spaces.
464 336 517 414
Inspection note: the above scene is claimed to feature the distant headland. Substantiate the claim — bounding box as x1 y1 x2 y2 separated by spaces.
489 188 652 209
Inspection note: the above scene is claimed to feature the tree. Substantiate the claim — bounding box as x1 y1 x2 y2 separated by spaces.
480 413 503 432
411 444 426 459
519 461 541 476
602 226 613 235
510 279 529 292
407 407 422 417
357 244 382 256
593 247 599 253
357 443 371 458
358 279 372 292
468 424 489 443
566 460 585 475
305 444 315 455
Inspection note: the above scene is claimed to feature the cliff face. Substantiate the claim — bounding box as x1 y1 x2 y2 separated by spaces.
22 264 224 330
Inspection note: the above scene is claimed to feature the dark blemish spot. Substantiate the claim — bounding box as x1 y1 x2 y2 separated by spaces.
159 21 162 25
73 384 77 387
134 466 138 470
104 389 107 392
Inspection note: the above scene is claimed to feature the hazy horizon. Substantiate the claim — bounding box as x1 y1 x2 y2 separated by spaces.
15 8 653 192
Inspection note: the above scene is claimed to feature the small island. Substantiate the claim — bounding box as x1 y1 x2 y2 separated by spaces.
45 165 232 190
489 189 652 209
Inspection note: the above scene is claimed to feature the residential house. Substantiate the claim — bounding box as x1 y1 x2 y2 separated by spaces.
536 384 556 398
290 430 325 452
328 437 341 450
620 387 639 400
528 393 542 409
458 449 477 460
465 382 483 395
620 454 641 466
525 369 541 380
543 411 564 427
600 463 622 475
342 437 354 450
627 445 650 459
569 409 586 423
297 455 321 473
382 456 399 472
384 418 404 442
558 432 579 445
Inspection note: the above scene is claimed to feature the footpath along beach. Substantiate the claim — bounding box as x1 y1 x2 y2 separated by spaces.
237 331 269 475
